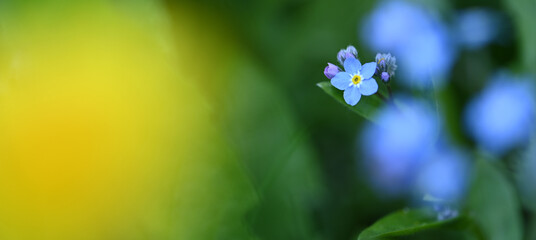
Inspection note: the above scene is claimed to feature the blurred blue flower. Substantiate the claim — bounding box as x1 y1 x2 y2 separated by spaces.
361 97 471 200
465 72 535 155
361 98 438 195
331 57 378 106
416 147 470 201
455 8 502 50
337 45 358 65
375 53 397 82
362 0 456 87
324 62 340 79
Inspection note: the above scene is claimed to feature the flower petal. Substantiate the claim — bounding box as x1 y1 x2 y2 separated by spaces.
331 72 352 90
381 72 390 82
324 63 340 79
344 57 361 75
344 85 362 106
360 62 377 79
359 79 378 96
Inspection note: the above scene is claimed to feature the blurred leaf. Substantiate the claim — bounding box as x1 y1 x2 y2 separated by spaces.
357 208 468 240
317 81 383 122
464 159 522 240
222 56 324 240
516 136 536 212
503 0 536 75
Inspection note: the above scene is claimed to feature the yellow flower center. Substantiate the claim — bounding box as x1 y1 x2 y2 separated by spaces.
352 75 362 85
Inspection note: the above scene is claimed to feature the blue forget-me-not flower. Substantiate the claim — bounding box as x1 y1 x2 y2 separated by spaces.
465 72 535 155
330 57 378 106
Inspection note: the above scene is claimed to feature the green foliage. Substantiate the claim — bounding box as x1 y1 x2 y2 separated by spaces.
464 159 523 240
317 81 384 122
503 0 536 75
357 208 469 240
357 158 522 240
223 55 324 240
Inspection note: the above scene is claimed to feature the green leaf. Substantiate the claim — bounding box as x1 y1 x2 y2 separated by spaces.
464 159 523 240
357 208 467 240
224 57 323 239
317 81 383 122
503 0 536 75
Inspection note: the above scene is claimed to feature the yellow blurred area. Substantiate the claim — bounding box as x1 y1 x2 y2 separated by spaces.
0 1 250 239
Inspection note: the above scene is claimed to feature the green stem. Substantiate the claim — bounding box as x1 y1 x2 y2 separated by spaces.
375 92 388 102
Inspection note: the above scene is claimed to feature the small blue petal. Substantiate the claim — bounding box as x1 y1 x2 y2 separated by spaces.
360 62 377 79
346 46 358 56
331 72 352 90
343 85 361 106
337 50 346 65
344 57 361 75
337 46 358 65
324 63 340 79
359 79 378 96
